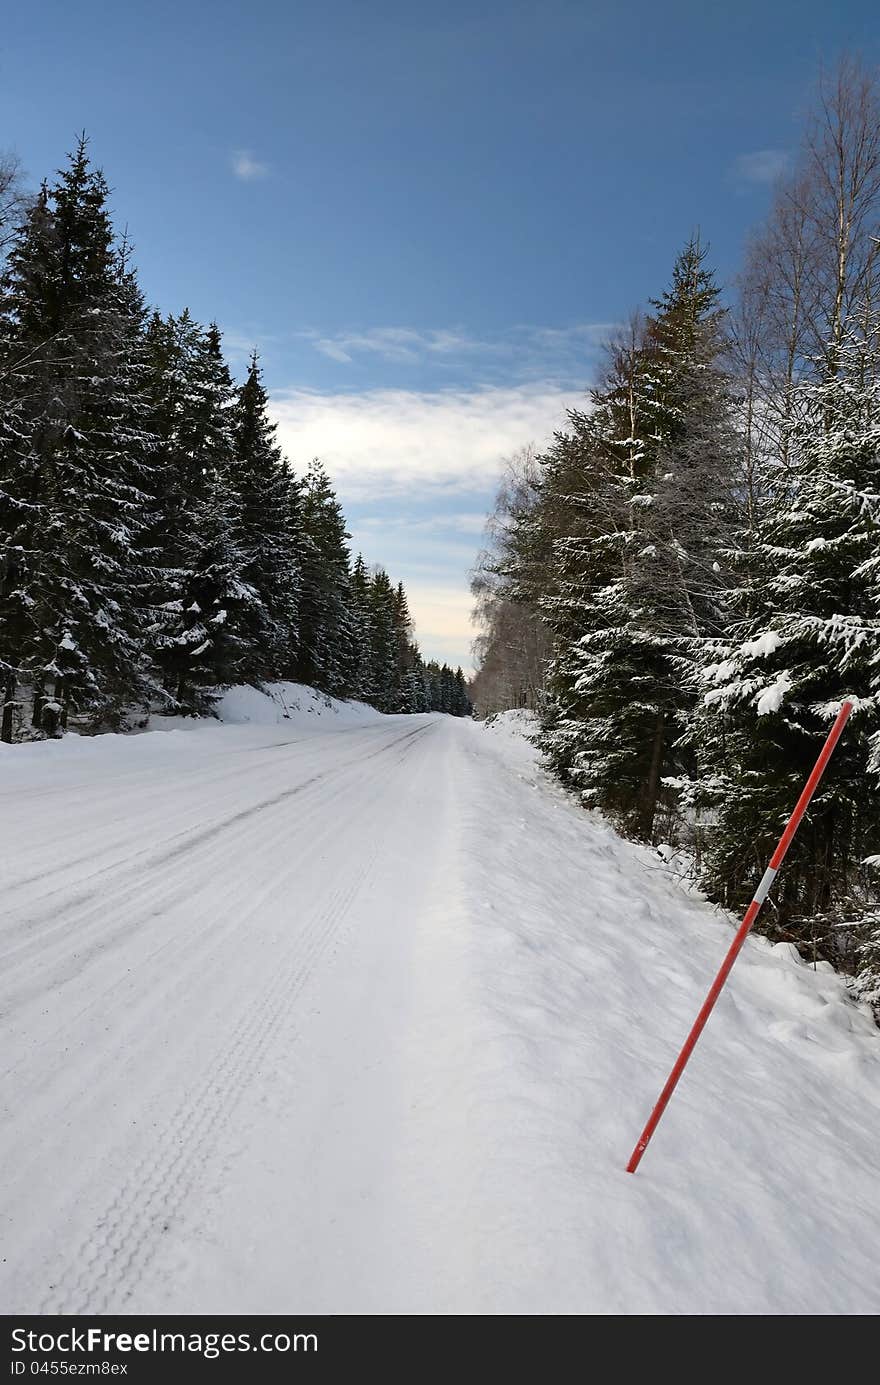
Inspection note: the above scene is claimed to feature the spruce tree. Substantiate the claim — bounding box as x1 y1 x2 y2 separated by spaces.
0 139 156 735
403 650 429 712
698 325 880 955
453 666 472 717
538 240 739 840
855 900 880 1017
348 553 374 701
230 353 299 680
143 311 241 705
172 480 260 704
368 568 400 713
295 459 355 695
391 581 418 712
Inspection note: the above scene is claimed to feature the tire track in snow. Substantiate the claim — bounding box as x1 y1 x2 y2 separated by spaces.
1 722 433 1102
0 724 431 1007
3 720 435 1313
40 860 379 1314
1 722 424 925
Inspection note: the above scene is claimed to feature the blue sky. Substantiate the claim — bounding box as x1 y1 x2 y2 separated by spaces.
2 1 878 667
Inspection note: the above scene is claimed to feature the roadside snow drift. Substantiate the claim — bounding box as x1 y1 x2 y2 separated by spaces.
1 697 878 1314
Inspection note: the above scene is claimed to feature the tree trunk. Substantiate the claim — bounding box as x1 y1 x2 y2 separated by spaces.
1 673 16 743
639 713 666 843
57 677 70 731
31 679 45 730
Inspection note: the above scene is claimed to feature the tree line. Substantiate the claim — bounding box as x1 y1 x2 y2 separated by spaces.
0 138 472 741
471 57 880 1011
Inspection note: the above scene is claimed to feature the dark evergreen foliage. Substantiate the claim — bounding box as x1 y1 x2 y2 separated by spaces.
0 139 447 741
471 220 880 1006
536 240 739 839
0 140 157 734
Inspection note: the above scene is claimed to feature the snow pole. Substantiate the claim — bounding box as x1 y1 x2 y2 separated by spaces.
626 698 854 1175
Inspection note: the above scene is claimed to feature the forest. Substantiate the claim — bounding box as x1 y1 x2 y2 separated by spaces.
0 138 472 744
470 57 880 1011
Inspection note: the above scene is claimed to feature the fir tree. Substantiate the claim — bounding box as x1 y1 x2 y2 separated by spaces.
453 666 472 717
403 650 429 712
348 553 375 702
0 139 157 735
391 581 418 712
142 310 242 705
539 240 739 839
172 480 261 706
854 897 880 1017
697 325 880 954
368 568 401 713
230 353 299 680
295 459 355 695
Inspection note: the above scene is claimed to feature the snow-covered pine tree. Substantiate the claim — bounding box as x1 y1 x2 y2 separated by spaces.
391 581 419 712
294 459 356 696
698 321 880 959
142 313 269 710
0 139 157 736
422 660 440 712
0 187 50 738
348 553 374 702
538 241 739 840
171 478 261 705
442 664 456 713
368 568 401 713
453 666 472 717
230 353 300 680
855 896 880 1018
403 649 429 713
143 312 226 701
420 660 467 715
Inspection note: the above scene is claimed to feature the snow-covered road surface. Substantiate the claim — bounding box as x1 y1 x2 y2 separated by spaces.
1 693 879 1315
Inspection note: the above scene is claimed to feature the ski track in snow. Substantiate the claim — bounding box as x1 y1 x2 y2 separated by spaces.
1 692 879 1315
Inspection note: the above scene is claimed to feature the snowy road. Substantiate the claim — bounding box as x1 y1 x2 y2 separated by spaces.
2 695 879 1315
1 710 464 1314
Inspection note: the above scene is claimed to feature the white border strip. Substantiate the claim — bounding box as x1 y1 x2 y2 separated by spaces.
753 865 778 906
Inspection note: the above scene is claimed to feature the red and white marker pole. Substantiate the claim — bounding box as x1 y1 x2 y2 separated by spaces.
626 698 854 1174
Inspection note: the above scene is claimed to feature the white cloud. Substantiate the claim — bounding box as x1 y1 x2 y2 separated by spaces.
220 328 259 362
732 149 791 186
270 383 575 500
403 584 477 668
299 321 614 380
315 340 355 363
353 512 488 536
268 382 580 669
306 326 487 365
231 149 269 181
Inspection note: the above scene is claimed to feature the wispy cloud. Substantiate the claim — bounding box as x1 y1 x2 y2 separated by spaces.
268 383 582 669
731 148 791 186
353 512 488 537
220 328 259 362
231 148 269 181
297 321 615 384
308 327 478 365
270 382 575 500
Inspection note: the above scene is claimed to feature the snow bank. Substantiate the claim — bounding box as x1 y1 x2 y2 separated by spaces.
147 681 384 732
211 681 381 729
481 708 541 767
0 682 388 779
483 707 540 738
443 717 880 1313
